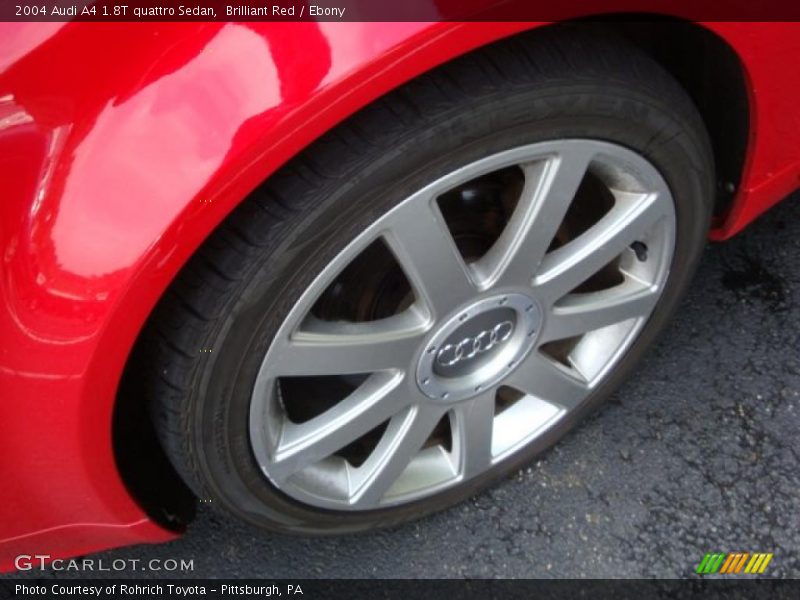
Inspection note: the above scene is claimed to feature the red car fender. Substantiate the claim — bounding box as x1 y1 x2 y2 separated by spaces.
1 20 800 569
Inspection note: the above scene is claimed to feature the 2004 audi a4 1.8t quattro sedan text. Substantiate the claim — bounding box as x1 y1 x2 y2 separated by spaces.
2 18 799 570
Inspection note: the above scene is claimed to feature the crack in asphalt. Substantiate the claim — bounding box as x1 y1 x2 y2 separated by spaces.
8 193 800 580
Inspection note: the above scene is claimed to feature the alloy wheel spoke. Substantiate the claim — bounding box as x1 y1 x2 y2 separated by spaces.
539 276 660 343
474 145 595 288
452 391 496 479
349 403 444 507
533 191 667 304
506 353 589 411
269 314 428 376
383 195 477 318
268 373 409 482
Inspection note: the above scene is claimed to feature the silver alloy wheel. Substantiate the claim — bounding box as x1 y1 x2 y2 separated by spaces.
249 139 675 510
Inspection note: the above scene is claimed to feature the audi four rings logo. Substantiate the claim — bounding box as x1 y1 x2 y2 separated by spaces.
436 321 514 367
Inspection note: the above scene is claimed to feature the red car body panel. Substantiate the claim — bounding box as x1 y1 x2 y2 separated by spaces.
1 20 800 571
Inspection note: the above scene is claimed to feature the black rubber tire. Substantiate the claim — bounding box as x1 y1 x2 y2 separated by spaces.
145 25 714 533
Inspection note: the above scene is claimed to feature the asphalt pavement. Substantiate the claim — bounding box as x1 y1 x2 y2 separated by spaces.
9 192 800 579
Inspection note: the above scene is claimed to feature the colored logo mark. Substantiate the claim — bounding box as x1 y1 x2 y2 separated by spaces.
696 552 773 575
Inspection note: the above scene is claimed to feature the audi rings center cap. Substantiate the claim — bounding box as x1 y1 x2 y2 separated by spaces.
416 293 542 402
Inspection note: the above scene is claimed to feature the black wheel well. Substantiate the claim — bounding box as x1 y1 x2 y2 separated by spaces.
578 17 749 215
